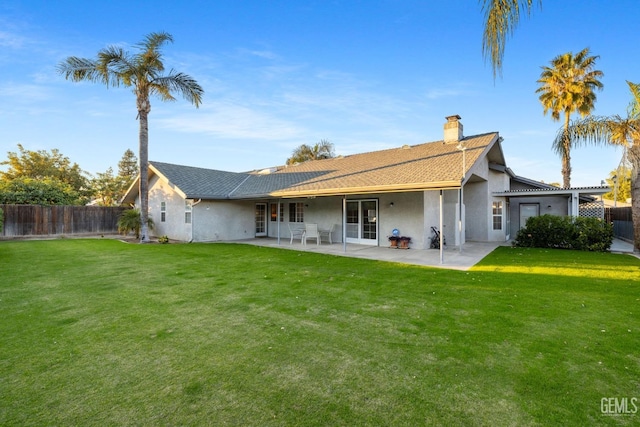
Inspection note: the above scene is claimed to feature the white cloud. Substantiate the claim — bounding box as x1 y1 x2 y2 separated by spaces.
0 83 52 102
0 30 26 48
156 101 306 141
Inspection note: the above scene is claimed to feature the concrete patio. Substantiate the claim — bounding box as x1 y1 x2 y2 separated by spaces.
231 237 636 270
231 238 505 270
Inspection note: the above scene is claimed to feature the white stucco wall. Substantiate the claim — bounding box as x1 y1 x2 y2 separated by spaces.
508 195 569 238
423 190 458 249
488 170 510 242
465 180 488 241
464 169 510 242
192 200 255 242
147 175 191 242
378 192 425 248
267 193 427 247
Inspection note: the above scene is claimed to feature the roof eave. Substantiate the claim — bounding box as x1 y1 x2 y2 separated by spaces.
494 186 611 197
271 181 462 198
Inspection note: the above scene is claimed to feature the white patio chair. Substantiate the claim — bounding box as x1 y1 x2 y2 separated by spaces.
318 224 335 244
303 223 320 246
288 223 305 244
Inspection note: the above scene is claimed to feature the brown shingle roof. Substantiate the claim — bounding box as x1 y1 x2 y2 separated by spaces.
269 132 499 197
123 132 501 202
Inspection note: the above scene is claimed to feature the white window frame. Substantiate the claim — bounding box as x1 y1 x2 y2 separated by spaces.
492 201 503 230
288 202 304 223
185 200 192 224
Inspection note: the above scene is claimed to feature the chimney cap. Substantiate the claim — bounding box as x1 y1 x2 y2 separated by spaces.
445 114 462 122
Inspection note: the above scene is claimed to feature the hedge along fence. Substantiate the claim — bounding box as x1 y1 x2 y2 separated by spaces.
0 204 127 237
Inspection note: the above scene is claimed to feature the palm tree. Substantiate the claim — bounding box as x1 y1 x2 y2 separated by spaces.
286 139 335 165
58 32 203 242
555 81 640 250
481 0 540 79
536 48 604 188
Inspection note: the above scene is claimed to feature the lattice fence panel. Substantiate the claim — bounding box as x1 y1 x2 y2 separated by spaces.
579 201 604 219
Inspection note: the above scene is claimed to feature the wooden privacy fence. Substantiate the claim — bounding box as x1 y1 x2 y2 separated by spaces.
0 205 127 237
605 207 633 242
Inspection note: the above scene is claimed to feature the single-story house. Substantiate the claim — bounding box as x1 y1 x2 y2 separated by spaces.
122 115 609 247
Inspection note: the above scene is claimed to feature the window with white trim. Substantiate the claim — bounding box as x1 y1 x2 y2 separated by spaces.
185 200 192 224
160 201 166 222
288 202 304 223
492 201 503 230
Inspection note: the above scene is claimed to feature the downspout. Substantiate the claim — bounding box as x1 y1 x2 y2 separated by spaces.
189 198 202 243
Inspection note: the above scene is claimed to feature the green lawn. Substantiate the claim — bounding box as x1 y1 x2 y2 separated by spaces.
1 239 639 426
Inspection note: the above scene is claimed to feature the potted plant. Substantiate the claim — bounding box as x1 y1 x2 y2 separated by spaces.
399 236 411 249
388 235 399 248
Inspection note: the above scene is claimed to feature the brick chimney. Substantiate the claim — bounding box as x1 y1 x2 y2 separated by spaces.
444 115 463 143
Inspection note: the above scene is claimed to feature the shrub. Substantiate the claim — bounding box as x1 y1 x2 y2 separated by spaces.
158 235 169 244
514 214 612 252
117 209 154 239
573 216 614 252
0 207 3 234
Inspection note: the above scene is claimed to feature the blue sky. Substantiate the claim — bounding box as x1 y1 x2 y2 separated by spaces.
1 0 638 187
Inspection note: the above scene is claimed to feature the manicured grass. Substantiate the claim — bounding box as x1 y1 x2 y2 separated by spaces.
1 239 639 426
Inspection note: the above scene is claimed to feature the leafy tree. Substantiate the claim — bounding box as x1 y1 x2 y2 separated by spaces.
603 167 631 202
90 167 125 206
0 177 82 205
58 32 203 243
286 140 335 165
90 150 138 206
536 48 604 188
556 81 640 250
481 0 540 79
0 144 90 201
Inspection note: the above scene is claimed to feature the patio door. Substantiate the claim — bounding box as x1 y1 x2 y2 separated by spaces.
519 203 539 230
255 203 267 237
346 199 378 245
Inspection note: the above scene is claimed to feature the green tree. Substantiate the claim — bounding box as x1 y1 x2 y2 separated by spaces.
603 166 631 203
286 140 335 165
89 149 139 206
118 149 138 182
90 167 125 206
0 177 82 205
0 144 90 201
536 48 604 188
556 81 640 250
481 0 540 79
58 32 203 242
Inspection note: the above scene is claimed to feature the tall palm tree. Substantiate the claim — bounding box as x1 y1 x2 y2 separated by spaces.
481 0 540 79
286 139 335 165
555 81 640 250
536 48 604 188
58 32 203 242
